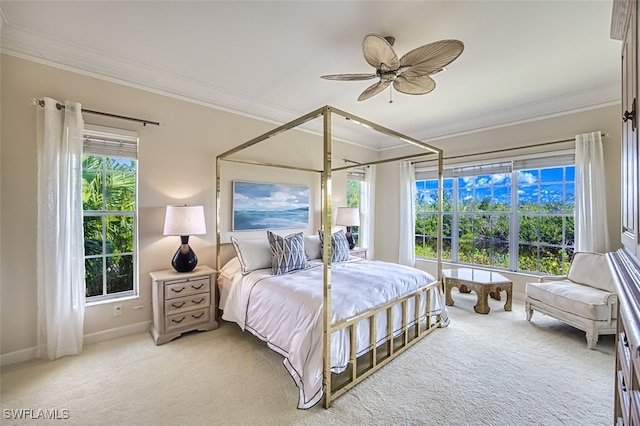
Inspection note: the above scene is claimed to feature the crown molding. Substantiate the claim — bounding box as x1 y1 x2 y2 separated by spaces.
1 23 621 152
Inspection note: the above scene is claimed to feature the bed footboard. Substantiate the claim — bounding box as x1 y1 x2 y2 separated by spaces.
324 279 442 408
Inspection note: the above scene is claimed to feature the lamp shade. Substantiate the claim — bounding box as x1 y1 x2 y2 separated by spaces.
163 205 207 236
335 207 360 227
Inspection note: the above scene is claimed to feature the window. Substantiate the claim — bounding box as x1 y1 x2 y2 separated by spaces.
347 172 362 246
82 126 139 302
415 154 575 275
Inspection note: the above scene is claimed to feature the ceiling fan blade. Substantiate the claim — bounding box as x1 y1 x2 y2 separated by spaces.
399 39 464 76
393 74 436 95
358 80 391 101
362 34 399 71
321 73 377 81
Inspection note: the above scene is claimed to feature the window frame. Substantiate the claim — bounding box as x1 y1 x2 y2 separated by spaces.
83 124 139 304
415 151 575 275
346 171 362 246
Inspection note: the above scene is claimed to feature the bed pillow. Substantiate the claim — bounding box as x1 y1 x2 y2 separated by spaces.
267 231 308 275
230 236 273 275
304 234 322 260
318 229 350 263
219 257 242 280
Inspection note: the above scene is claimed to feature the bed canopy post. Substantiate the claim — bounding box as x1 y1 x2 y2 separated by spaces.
322 106 333 409
215 156 222 274
437 151 443 283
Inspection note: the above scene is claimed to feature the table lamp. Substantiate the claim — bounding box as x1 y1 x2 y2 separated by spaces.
335 207 360 250
163 205 206 272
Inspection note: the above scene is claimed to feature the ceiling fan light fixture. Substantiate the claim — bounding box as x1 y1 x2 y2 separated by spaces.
321 34 463 101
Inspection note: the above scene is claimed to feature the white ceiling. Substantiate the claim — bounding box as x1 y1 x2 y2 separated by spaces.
0 1 622 150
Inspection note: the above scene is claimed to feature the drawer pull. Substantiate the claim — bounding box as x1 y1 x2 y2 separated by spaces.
171 302 186 308
192 313 204 319
171 316 186 324
623 334 629 347
191 283 205 290
171 287 185 293
622 376 627 392
192 298 205 305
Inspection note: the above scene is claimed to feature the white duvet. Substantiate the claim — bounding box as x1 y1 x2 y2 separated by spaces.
221 258 449 409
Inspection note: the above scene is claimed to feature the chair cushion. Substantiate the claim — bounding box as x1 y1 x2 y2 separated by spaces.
567 252 615 292
526 280 613 321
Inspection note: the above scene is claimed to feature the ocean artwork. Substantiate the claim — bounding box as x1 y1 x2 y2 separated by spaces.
232 181 309 231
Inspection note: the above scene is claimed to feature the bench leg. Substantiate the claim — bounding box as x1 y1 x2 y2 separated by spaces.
504 286 512 311
473 287 490 314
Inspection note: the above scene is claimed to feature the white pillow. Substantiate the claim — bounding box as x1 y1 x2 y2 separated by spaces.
304 234 322 260
219 257 242 280
230 236 272 275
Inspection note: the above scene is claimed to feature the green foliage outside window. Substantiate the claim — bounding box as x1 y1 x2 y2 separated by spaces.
83 154 136 299
415 165 574 275
347 179 360 245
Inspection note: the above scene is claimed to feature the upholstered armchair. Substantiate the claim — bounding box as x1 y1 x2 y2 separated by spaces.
525 252 617 350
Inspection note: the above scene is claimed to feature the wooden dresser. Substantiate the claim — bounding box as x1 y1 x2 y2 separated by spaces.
150 265 218 345
608 250 640 425
611 1 640 423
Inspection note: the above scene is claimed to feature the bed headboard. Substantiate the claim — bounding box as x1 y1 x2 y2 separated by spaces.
217 243 237 270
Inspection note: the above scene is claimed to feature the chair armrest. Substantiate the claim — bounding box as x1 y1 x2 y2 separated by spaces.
604 293 618 305
538 275 569 283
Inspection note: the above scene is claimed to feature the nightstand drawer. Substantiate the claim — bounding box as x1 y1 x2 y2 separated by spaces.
350 248 368 259
165 292 210 315
164 277 210 300
165 307 210 331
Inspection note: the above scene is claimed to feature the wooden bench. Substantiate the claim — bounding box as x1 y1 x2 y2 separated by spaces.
443 268 513 314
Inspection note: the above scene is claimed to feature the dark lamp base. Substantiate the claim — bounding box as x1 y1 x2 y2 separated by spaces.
172 236 198 272
345 228 356 250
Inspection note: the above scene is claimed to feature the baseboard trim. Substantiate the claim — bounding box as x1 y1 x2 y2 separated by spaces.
1 321 151 367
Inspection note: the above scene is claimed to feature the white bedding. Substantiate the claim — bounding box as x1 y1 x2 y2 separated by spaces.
220 258 449 409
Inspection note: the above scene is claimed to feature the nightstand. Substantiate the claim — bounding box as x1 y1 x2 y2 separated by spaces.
150 265 218 345
350 247 368 259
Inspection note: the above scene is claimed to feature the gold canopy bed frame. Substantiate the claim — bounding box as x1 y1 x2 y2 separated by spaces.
215 105 444 408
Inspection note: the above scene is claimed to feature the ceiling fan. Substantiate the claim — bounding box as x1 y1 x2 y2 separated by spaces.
321 34 464 102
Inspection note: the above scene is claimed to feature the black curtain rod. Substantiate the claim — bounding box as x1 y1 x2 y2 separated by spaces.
412 133 607 165
36 99 160 127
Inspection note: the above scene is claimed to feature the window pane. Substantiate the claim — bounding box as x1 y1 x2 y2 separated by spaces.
518 186 539 212
106 215 133 254
539 246 564 275
565 182 575 212
493 186 511 211
540 216 563 245
106 255 134 294
540 183 564 211
540 167 563 183
105 171 136 211
519 215 539 243
82 170 103 211
83 155 104 171
492 242 510 268
518 244 538 271
85 257 103 297
475 188 491 211
84 216 103 255
565 216 575 246
106 157 135 172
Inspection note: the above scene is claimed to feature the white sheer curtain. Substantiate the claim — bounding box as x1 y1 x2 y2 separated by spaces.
36 98 86 360
575 131 610 253
398 161 416 266
359 165 376 258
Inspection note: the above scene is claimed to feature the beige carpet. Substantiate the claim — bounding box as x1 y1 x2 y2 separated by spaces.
1 293 614 426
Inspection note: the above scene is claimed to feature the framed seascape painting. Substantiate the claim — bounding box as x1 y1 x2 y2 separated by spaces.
232 181 309 231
